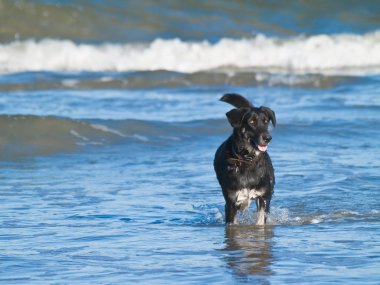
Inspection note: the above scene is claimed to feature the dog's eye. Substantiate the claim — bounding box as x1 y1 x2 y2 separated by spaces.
263 119 268 124
249 120 256 126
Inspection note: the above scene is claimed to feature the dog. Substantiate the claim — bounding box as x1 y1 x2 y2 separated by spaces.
214 93 276 225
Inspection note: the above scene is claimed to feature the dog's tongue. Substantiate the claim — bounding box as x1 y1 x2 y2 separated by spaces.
258 144 268 152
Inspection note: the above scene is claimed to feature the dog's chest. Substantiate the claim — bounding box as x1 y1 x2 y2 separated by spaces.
228 162 265 187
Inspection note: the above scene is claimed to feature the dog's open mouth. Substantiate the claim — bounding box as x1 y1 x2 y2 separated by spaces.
252 141 268 152
257 144 268 152
250 139 269 152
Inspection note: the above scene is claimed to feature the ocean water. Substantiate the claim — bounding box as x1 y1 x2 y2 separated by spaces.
1 1 380 284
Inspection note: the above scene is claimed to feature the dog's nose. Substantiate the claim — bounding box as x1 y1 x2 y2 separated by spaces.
263 134 272 143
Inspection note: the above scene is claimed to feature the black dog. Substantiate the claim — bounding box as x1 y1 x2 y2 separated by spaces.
214 93 276 225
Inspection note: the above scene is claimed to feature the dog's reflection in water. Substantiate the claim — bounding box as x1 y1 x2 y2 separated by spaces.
223 226 273 281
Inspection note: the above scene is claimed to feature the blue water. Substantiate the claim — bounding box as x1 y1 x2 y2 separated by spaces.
1 1 380 284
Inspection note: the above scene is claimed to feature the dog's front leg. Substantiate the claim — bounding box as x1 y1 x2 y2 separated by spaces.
256 197 270 226
225 202 238 225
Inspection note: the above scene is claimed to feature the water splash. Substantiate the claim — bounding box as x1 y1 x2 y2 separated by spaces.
191 204 380 226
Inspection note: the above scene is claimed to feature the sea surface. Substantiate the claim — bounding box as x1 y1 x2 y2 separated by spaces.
0 1 380 284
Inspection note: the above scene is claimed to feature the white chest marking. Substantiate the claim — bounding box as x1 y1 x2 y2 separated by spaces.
235 188 265 209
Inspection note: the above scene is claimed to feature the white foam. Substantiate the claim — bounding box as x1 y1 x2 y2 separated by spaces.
1 32 380 74
132 134 149 142
90 124 127 137
70 130 89 141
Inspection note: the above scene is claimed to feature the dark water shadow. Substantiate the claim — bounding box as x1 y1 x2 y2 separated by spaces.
222 225 274 284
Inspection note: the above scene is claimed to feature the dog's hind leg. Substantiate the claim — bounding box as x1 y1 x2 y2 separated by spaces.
225 202 238 225
256 197 270 226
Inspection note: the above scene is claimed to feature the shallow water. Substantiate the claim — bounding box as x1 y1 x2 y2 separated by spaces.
1 1 380 284
1 83 379 284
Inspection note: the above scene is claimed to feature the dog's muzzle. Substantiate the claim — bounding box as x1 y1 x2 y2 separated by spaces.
255 133 272 152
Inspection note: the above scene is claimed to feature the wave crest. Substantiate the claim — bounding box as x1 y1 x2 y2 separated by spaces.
1 32 380 75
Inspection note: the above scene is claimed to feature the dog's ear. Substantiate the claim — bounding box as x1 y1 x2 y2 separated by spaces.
220 93 253 108
260 106 276 127
226 108 249 128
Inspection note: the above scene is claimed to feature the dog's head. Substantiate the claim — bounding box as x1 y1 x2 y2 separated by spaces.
221 93 276 153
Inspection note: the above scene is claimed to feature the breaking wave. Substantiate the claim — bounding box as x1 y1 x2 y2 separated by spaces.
1 31 380 75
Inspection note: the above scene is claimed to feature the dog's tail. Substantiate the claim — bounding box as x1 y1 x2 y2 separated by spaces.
220 93 253 108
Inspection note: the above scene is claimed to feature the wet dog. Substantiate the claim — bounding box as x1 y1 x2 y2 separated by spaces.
214 93 276 225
